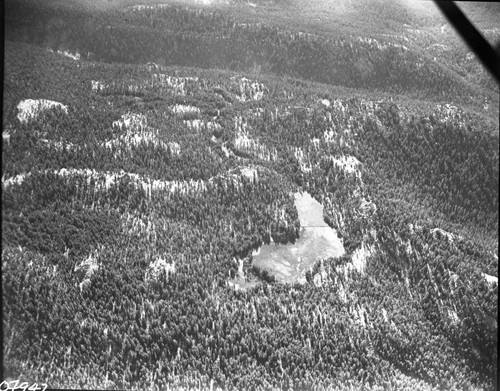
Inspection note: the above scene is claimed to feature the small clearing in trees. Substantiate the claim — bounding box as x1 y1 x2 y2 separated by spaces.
252 192 345 284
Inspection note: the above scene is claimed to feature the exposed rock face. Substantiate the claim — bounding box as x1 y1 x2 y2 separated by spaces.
145 257 176 282
91 80 106 92
74 253 99 292
354 243 377 274
48 48 81 60
184 119 221 131
2 173 30 188
233 116 277 161
112 113 148 132
483 273 498 286
171 104 201 115
430 228 459 242
17 99 68 124
232 77 267 102
327 155 361 176
152 74 199 96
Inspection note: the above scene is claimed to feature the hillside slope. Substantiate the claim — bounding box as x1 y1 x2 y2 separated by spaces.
5 0 499 107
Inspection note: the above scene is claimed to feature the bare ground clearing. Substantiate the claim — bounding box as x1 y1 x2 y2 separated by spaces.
253 192 345 283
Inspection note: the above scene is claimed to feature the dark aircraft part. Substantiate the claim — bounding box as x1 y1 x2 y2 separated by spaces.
433 0 500 85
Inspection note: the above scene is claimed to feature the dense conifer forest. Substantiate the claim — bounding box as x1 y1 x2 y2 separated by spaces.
2 0 498 390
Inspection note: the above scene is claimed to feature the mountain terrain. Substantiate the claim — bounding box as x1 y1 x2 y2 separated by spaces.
2 0 498 390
